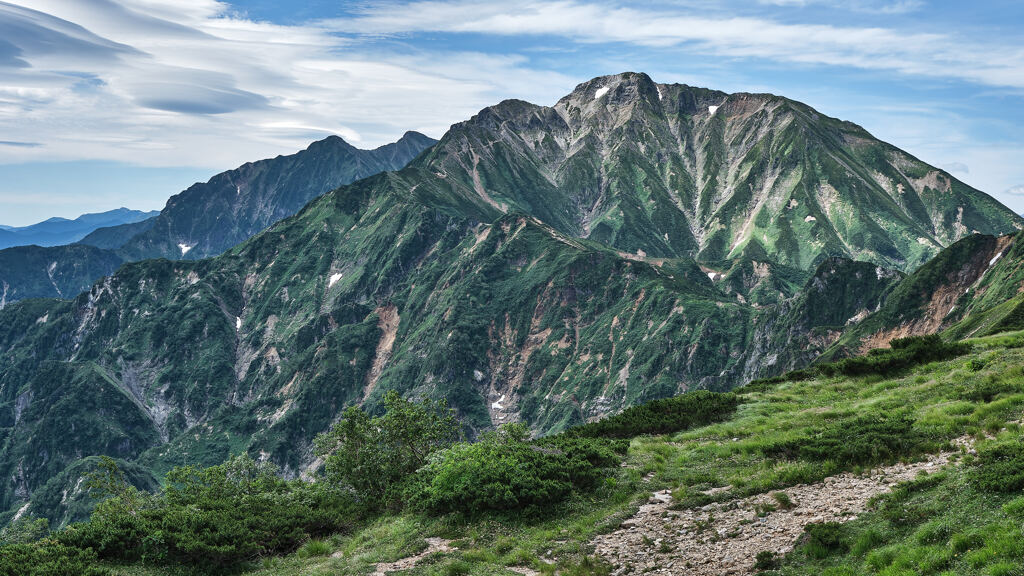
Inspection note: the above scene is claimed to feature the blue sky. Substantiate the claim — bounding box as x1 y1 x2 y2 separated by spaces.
1 1 1023 225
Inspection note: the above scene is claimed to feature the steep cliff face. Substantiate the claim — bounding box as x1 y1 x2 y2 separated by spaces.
116 131 437 261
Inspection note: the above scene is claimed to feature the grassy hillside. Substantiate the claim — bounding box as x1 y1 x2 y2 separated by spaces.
4 330 1022 575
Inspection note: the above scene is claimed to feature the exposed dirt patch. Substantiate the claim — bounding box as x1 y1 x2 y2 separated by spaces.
364 305 400 401
859 234 1015 352
372 538 454 575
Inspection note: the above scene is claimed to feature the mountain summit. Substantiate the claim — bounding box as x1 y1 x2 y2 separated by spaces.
411 72 1018 274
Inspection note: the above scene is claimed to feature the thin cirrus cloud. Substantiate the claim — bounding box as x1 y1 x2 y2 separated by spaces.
327 1 1024 89
0 0 575 171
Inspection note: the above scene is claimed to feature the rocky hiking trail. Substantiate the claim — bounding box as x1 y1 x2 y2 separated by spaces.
592 440 973 575
361 436 987 576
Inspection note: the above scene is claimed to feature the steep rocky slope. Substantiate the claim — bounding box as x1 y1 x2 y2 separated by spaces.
408 73 1019 280
825 230 1024 357
115 131 436 261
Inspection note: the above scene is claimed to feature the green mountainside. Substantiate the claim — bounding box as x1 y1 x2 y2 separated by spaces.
76 219 158 250
0 245 124 309
0 72 1022 534
408 73 1019 279
3 330 1023 575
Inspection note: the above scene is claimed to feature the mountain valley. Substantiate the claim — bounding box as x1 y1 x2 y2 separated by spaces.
1 73 1023 576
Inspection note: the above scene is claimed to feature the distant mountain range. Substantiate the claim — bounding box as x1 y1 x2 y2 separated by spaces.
0 208 158 250
0 132 436 308
2 72 1022 526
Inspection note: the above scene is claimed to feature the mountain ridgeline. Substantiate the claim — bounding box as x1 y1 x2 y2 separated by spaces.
0 132 436 307
109 131 437 261
0 208 158 250
0 72 1021 526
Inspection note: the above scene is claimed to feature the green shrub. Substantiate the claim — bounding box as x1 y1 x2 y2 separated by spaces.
754 550 779 570
0 540 107 576
409 424 623 516
565 391 740 439
314 391 461 509
803 522 848 559
59 455 358 573
817 335 971 379
0 516 50 545
771 492 793 509
969 442 1024 493
297 539 331 558
1002 496 1024 517
957 375 1020 403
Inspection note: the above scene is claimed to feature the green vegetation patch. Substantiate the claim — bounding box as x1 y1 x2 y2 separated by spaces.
765 412 940 466
565 391 740 439
409 424 625 517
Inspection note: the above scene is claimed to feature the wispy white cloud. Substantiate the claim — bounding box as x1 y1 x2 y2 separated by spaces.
1006 185 1024 197
757 0 924 14
0 0 574 168
328 1 1024 89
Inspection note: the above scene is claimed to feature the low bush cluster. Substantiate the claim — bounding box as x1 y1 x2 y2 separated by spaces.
58 455 357 572
0 540 107 576
765 412 937 466
409 424 625 516
565 391 740 439
314 390 462 510
802 522 848 559
969 442 1024 493
816 335 971 378
748 335 972 388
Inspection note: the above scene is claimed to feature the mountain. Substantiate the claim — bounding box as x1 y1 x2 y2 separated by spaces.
406 73 1019 282
0 245 124 309
114 131 437 261
0 208 158 250
822 229 1024 357
0 72 1021 525
0 132 437 308
76 217 158 250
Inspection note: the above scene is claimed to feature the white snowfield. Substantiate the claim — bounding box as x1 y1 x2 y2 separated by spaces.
594 86 609 99
708 105 719 115
178 243 192 255
328 272 343 287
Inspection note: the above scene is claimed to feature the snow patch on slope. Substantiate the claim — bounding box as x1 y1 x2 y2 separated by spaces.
178 243 193 256
708 105 719 115
328 272 343 287
594 86 609 99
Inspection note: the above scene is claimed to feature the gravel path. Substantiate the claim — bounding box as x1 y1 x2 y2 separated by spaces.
593 450 958 575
